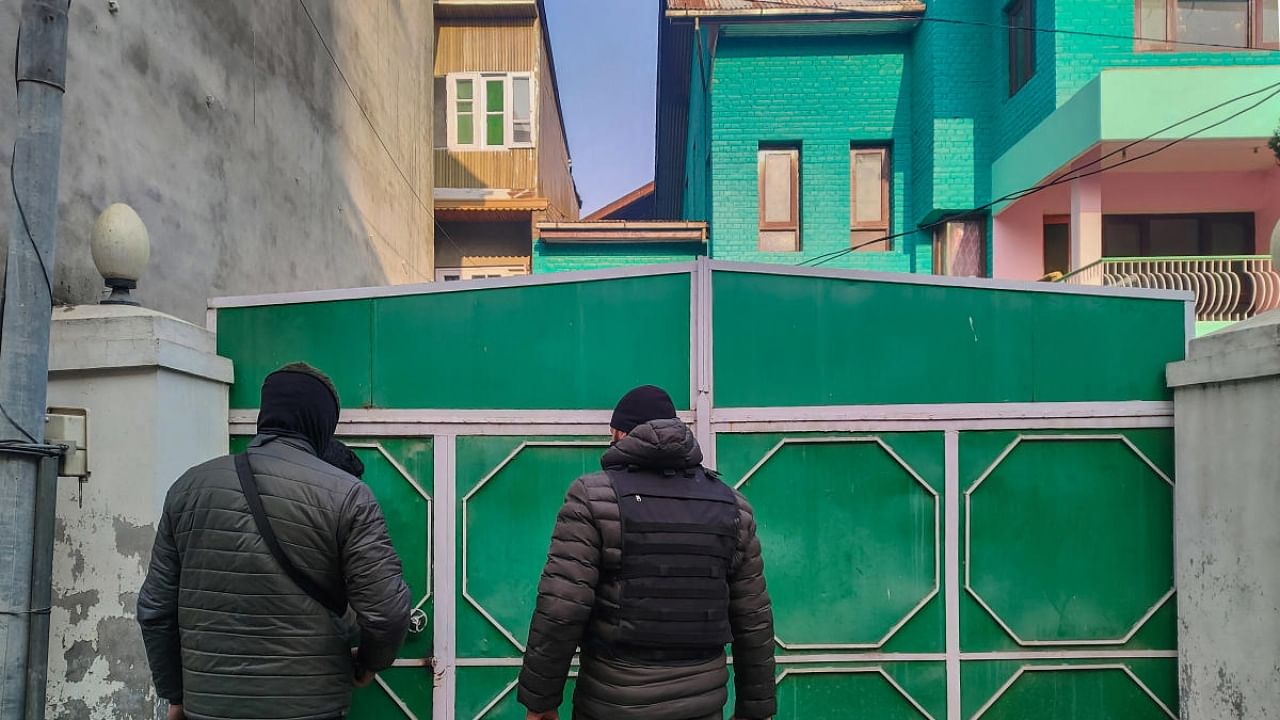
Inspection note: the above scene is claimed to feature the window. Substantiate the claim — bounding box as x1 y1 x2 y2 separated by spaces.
1102 213 1254 256
758 146 800 252
1136 0 1279 50
433 77 448 149
435 265 528 282
446 73 535 150
1006 0 1036 95
1043 215 1070 277
933 220 987 277
851 146 891 251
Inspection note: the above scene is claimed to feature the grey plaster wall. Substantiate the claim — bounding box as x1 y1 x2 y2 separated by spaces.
1168 312 1280 719
2 0 434 325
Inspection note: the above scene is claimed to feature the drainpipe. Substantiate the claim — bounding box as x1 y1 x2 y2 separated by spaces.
0 1 71 717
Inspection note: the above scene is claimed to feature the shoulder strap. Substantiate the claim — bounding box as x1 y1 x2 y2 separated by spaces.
234 453 347 615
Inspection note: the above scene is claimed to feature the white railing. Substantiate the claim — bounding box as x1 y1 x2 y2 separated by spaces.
1060 256 1280 322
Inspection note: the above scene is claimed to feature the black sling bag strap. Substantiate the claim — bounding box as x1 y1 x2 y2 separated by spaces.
234 452 348 616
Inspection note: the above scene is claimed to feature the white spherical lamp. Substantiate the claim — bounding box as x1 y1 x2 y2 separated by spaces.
90 203 150 305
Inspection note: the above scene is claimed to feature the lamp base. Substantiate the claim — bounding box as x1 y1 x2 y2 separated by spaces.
100 286 139 306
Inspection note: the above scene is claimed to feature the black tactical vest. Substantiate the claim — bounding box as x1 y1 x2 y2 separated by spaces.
600 466 740 656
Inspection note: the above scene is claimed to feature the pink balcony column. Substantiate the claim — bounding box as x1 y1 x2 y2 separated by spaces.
1070 174 1103 282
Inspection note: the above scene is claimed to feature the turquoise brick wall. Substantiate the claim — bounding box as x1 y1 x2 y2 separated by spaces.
532 241 704 273
550 0 1280 279
684 26 714 224
998 0 1280 155
709 35 922 272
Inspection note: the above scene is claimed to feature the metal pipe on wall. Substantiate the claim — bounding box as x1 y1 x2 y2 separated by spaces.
0 1 71 716
23 458 58 720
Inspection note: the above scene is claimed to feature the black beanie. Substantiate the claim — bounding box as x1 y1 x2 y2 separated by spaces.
258 365 340 454
610 385 678 433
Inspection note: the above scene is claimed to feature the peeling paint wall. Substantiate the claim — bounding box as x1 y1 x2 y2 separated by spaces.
0 0 435 326
45 306 231 719
1170 312 1280 720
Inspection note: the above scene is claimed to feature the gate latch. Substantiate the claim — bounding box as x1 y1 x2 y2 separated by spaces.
408 608 428 635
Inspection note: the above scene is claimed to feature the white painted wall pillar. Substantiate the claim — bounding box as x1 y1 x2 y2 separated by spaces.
1070 174 1103 280
1167 309 1280 718
42 305 232 719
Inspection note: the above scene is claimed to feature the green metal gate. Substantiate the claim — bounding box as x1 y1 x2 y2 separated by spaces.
213 260 1188 719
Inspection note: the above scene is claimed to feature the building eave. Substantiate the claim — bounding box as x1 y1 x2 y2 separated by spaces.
536 220 708 243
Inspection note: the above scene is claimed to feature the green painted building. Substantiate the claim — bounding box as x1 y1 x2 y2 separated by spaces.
540 0 1280 331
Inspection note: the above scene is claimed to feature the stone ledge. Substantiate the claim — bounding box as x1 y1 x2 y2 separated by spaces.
1167 310 1280 388
48 304 234 384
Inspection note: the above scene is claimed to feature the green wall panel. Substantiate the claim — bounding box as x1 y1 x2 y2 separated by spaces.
373 275 691 410
456 667 576 719
967 437 1173 644
959 430 1176 653
350 439 434 662
717 432 946 656
218 300 374 410
962 663 1176 720
1029 294 1187 403
775 668 935 719
736 437 939 649
349 667 433 719
457 436 607 659
712 271 1186 407
219 274 692 411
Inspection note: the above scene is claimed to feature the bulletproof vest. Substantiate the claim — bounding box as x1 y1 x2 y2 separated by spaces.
600 466 740 654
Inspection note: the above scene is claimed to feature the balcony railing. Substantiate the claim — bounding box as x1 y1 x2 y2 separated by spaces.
1059 256 1280 322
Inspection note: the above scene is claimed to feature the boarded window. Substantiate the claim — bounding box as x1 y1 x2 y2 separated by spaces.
851 146 890 251
758 147 800 252
933 220 987 277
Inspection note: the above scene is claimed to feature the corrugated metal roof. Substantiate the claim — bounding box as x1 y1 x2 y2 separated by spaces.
667 0 925 16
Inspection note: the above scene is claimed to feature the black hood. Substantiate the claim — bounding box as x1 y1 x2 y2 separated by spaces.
601 418 703 471
256 370 339 455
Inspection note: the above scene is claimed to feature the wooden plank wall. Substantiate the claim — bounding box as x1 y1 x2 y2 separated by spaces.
536 17 579 221
434 19 538 189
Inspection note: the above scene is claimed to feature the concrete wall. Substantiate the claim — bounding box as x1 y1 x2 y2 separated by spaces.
0 1 434 326
1168 311 1280 719
44 305 232 719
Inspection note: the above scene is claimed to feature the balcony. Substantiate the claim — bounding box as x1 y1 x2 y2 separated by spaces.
1059 256 1280 331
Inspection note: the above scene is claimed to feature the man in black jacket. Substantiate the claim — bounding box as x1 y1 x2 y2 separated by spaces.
519 385 776 720
138 363 411 720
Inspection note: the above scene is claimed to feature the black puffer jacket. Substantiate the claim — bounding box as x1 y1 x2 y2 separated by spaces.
518 420 776 719
137 434 412 720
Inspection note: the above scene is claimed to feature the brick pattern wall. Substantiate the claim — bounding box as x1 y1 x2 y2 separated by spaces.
552 0 1279 278
532 241 703 273
710 35 920 272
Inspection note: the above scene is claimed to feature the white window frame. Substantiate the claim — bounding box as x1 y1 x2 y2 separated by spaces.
435 265 529 282
445 72 536 151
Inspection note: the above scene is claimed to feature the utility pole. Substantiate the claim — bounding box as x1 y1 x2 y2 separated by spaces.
0 1 70 717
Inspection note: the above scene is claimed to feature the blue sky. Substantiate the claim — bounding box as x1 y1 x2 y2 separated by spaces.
544 0 660 215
